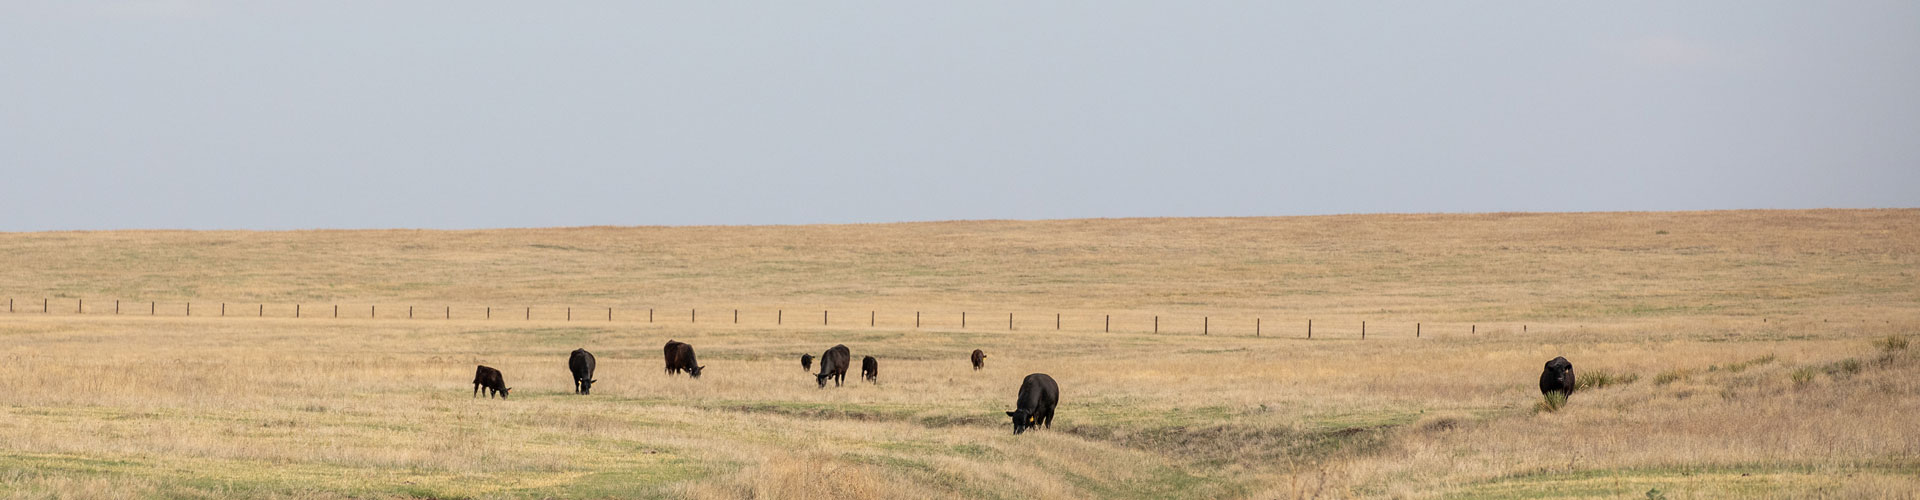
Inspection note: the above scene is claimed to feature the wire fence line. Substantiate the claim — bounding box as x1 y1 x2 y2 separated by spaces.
1 296 1544 339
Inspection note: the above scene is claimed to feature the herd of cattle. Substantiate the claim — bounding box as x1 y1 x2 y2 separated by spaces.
471 339 1063 434
471 342 1577 435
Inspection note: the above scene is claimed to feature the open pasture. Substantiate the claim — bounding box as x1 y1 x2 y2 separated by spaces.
1 210 1917 498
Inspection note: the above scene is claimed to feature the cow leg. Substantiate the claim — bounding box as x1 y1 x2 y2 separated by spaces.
473 383 479 398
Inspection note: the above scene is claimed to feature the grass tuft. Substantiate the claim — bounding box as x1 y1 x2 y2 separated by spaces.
1875 334 1909 353
1576 370 1638 391
1534 392 1569 413
1653 369 1692 386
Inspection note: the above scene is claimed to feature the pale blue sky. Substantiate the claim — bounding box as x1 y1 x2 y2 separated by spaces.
3 2 1916 230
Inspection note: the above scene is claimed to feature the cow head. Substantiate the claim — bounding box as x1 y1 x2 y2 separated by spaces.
1007 410 1036 435
578 378 596 395
500 387 512 399
1544 356 1575 392
816 372 830 388
688 365 705 378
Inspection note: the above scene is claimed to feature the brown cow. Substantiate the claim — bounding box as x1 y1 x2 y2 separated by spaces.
664 340 704 378
970 349 986 371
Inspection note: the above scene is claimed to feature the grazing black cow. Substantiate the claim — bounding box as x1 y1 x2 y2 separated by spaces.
569 348 597 395
1540 356 1576 398
801 353 814 371
664 340 704 378
970 349 986 371
861 356 879 383
1006 373 1058 435
473 365 511 399
815 344 850 388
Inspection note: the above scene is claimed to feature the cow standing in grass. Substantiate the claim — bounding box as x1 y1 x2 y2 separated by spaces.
473 365 511 399
861 356 879 383
1540 357 1576 399
1006 373 1058 434
815 344 850 388
664 340 704 378
970 349 986 371
801 353 814 371
569 349 597 395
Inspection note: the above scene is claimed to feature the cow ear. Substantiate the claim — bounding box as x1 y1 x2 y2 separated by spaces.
1005 411 1017 417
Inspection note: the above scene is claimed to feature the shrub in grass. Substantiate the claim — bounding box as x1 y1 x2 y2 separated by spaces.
1791 366 1819 386
1653 369 1691 386
1823 358 1862 378
1875 334 1909 353
1575 370 1638 391
1534 392 1568 413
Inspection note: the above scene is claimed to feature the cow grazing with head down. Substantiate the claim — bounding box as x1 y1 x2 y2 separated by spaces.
1540 356 1576 399
815 344 850 388
1007 373 1058 435
970 349 986 371
861 356 879 383
663 340 704 378
801 353 814 371
473 365 511 399
569 349 597 395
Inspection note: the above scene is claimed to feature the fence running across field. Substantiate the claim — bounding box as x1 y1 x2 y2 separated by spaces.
0 296 1597 339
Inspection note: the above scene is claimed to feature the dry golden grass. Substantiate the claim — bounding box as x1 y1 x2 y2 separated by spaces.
0 210 1916 499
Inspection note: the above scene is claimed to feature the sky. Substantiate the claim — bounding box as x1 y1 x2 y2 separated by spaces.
2 2 1917 230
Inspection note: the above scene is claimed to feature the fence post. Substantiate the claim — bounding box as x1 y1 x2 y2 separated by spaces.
1361 321 1366 340
916 311 920 328
372 305 376 318
1257 318 1261 337
1009 313 1014 331
1417 322 1421 338
1523 324 1527 333
487 306 491 319
823 310 827 325
526 307 530 320
1204 316 1209 335
296 304 300 318
1472 324 1475 334
335 305 339 318
1154 316 1158 334
187 302 191 316
734 309 738 324
1105 314 1110 333
78 299 83 314
1056 313 1060 330
409 306 414 319
650 308 654 323
962 312 966 329
778 310 782 324
1308 319 1313 339
690 309 694 323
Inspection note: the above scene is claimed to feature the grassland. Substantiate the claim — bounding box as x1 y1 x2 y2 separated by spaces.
0 209 1916 499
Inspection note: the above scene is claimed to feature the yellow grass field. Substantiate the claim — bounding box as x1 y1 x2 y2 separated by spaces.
1 209 1916 499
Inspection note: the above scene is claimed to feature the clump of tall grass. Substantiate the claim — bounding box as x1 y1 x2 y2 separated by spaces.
1875 334 1909 353
1653 368 1692 386
1790 366 1819 386
1708 353 1776 373
1534 392 1568 413
1823 358 1863 379
1575 370 1638 391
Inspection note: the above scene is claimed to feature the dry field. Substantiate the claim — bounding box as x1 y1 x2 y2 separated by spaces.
0 209 1916 499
